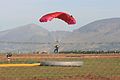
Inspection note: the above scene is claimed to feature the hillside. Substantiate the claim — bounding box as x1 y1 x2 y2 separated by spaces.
64 18 120 50
1 18 120 52
0 24 71 52
0 24 53 42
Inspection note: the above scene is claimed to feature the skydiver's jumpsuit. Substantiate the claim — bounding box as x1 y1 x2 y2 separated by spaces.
54 45 59 53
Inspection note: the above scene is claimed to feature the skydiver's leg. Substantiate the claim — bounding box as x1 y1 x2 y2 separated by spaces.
54 49 59 53
54 49 57 53
56 49 58 53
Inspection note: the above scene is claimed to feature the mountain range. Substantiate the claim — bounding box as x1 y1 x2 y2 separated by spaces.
0 18 120 53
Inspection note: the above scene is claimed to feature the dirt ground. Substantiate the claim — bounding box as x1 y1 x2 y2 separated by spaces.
0 75 120 80
0 53 120 80
1 53 120 60
7 53 120 59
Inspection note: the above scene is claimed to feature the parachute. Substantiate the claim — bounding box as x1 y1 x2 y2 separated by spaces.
39 12 76 25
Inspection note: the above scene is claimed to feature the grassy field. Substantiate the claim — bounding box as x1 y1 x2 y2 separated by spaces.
0 54 120 80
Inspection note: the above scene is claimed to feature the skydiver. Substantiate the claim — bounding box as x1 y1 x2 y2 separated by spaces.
54 45 59 53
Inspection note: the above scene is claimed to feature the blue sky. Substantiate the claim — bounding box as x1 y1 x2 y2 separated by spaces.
0 0 120 31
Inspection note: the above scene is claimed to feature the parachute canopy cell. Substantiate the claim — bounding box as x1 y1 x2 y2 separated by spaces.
39 12 76 25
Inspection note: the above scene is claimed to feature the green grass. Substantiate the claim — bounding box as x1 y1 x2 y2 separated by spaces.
0 58 120 78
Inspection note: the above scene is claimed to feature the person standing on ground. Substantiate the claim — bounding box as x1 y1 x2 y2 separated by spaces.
6 52 12 62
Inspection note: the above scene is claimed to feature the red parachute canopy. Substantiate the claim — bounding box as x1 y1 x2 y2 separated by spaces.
39 12 76 25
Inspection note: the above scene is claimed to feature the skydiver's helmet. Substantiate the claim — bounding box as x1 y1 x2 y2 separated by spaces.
55 45 59 49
